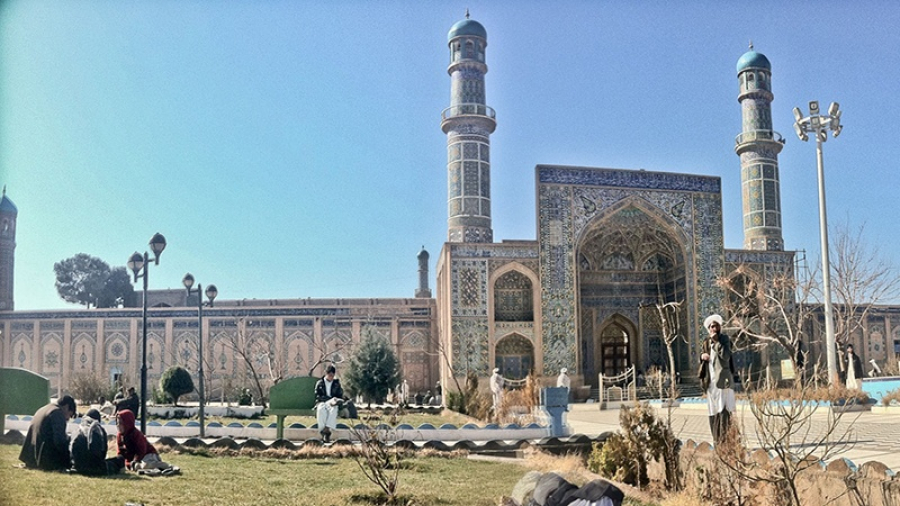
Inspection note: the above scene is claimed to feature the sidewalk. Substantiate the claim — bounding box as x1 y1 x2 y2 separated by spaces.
565 402 900 472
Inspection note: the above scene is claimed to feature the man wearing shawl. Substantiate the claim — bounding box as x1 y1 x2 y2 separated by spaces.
697 314 736 444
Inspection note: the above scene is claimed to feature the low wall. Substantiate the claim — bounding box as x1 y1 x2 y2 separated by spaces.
680 440 900 506
3 415 558 442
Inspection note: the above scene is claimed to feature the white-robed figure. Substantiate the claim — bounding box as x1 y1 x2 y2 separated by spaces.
490 368 504 412
399 379 410 405
697 314 736 444
556 368 571 390
314 364 344 443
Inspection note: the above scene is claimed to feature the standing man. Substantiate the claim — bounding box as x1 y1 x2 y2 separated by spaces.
314 365 344 442
490 368 504 413
19 395 76 471
115 387 140 416
697 314 736 444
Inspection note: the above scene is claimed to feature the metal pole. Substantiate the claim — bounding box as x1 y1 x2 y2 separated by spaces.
816 139 838 385
140 252 149 434
198 283 205 438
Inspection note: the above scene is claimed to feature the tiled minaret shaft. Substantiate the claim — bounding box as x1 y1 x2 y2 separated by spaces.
442 13 496 243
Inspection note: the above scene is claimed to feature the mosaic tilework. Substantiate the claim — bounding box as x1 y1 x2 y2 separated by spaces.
451 259 488 317
452 317 489 375
538 166 725 376
71 331 97 372
40 331 62 376
104 332 130 363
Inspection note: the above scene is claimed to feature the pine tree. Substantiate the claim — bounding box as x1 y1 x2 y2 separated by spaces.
344 325 401 405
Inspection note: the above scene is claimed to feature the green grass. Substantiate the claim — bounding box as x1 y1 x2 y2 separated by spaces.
1 444 527 506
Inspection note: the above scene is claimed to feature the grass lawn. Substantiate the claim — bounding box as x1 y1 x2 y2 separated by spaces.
1 443 528 506
1 443 661 506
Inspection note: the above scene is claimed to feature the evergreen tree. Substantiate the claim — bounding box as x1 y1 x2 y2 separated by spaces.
160 366 195 405
54 253 135 308
344 325 401 405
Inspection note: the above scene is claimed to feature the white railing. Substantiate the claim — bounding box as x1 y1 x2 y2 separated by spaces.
598 366 637 405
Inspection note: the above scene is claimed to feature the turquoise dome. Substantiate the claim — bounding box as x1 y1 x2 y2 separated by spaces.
448 18 486 42
737 50 771 73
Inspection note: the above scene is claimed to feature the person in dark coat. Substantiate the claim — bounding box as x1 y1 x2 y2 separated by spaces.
314 365 344 442
697 314 736 445
70 408 116 475
115 387 140 415
19 395 76 471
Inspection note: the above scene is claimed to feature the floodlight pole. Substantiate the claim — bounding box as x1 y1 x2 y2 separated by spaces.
793 101 843 385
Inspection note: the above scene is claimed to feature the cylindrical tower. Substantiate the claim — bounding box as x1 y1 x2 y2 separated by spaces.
415 247 431 298
0 186 17 310
442 12 496 243
735 44 785 251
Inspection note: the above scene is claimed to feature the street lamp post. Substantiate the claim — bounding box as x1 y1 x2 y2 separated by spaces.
182 273 217 438
127 232 167 434
793 100 843 385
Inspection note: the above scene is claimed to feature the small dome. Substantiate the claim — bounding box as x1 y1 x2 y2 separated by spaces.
737 46 771 73
417 248 429 261
448 17 486 42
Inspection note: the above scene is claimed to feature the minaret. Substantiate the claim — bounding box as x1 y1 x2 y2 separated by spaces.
415 247 431 298
442 11 495 243
0 186 17 310
735 43 785 251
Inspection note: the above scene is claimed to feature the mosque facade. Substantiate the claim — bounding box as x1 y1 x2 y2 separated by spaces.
2 16 899 400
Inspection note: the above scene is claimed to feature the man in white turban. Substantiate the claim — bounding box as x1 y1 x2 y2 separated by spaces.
698 314 736 444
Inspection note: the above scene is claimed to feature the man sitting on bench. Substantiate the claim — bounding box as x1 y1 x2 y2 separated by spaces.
314 365 344 442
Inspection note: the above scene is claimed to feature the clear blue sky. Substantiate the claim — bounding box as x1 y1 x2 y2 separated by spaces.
2 1 898 311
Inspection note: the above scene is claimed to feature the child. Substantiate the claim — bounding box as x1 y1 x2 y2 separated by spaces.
115 409 173 473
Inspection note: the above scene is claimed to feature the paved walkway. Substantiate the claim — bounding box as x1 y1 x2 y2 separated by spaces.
565 402 900 471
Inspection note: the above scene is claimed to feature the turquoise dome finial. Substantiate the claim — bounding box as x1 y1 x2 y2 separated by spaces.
737 42 771 73
448 12 486 42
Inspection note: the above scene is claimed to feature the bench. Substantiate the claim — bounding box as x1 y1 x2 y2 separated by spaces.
0 368 50 433
268 376 319 440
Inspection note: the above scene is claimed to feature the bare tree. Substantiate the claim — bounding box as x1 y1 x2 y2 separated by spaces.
712 380 859 506
217 318 271 408
830 222 900 351
718 263 818 384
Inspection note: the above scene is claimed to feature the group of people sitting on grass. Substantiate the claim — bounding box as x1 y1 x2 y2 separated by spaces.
18 395 176 476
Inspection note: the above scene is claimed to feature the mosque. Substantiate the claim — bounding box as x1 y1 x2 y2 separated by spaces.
1 15 897 400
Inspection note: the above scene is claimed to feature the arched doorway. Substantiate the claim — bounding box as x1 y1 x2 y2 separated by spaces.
577 201 688 385
596 317 634 378
495 334 533 380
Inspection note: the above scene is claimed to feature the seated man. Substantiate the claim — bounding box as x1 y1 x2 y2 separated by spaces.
314 365 345 442
19 395 77 471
